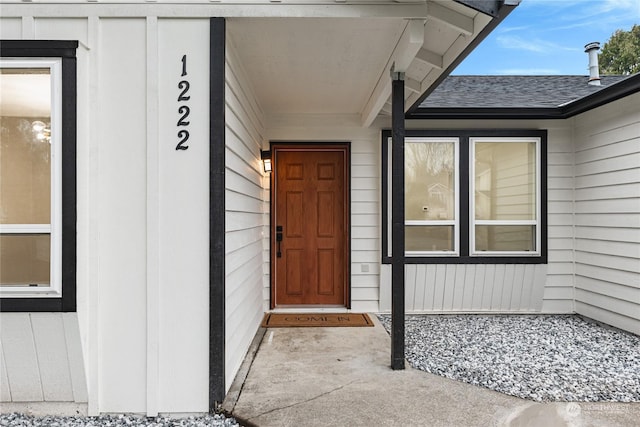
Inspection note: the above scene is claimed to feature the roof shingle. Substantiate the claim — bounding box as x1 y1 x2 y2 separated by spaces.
418 75 629 109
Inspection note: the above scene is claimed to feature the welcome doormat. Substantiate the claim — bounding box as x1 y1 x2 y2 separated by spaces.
261 313 375 328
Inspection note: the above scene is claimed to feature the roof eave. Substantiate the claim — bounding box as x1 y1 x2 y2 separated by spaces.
561 73 640 118
407 107 564 120
406 0 520 114
408 73 640 120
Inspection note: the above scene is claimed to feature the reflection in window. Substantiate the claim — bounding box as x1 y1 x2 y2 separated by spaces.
0 66 54 287
473 139 539 254
405 139 458 253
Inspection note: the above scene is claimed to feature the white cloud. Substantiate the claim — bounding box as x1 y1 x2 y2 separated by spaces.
514 0 638 33
496 35 582 53
495 68 560 75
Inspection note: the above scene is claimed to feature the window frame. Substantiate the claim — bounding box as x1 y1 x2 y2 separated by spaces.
470 136 542 257
0 40 77 312
403 137 460 257
381 129 547 265
0 58 63 296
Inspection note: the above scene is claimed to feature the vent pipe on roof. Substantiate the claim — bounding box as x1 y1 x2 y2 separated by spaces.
584 42 601 86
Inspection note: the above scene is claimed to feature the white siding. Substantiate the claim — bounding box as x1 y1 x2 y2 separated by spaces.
0 313 87 403
1 15 211 414
573 92 640 334
96 18 148 412
157 19 210 413
224 36 268 392
266 114 382 312
389 120 576 313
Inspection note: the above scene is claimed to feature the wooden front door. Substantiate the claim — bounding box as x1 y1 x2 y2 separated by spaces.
271 144 349 307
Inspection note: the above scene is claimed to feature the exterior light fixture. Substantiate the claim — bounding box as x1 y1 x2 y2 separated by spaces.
261 150 272 173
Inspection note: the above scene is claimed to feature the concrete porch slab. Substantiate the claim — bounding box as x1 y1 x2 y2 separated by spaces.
224 315 640 427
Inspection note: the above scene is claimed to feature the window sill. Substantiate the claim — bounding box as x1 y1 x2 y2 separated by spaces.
382 255 547 265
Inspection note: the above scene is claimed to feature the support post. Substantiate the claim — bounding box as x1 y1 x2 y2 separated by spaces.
390 70 405 370
210 17 226 409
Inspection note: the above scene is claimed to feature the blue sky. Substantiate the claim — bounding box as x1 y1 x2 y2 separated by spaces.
453 0 640 75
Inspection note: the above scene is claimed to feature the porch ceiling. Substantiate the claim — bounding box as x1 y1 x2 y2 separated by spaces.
227 1 495 127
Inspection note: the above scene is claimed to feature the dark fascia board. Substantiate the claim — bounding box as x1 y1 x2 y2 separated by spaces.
407 1 519 113
407 107 565 120
561 73 640 117
407 73 640 120
453 0 503 17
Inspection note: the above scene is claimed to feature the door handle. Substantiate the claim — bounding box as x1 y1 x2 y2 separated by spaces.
276 225 283 258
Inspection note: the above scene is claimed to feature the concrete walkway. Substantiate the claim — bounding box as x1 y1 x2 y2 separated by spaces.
223 315 640 427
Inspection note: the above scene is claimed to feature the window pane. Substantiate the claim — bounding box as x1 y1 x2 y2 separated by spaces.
475 225 535 252
405 141 455 221
406 226 454 252
475 141 535 221
0 68 52 224
0 234 50 285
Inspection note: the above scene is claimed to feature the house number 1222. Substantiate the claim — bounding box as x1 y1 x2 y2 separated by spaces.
176 54 191 150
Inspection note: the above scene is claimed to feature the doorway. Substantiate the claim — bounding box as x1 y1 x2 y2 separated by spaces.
270 143 350 307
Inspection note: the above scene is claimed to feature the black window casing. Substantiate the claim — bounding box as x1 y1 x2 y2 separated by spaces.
0 40 78 312
382 129 547 265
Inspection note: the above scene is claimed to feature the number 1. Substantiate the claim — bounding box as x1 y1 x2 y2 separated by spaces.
181 55 187 77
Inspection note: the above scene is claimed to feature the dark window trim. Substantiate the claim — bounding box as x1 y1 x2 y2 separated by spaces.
382 129 547 265
0 40 78 312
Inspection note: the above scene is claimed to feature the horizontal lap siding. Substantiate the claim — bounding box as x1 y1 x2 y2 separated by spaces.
224 38 267 391
545 126 575 313
265 116 381 312
573 93 640 334
351 147 381 312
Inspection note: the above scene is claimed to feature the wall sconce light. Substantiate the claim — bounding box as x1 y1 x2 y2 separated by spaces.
261 150 272 173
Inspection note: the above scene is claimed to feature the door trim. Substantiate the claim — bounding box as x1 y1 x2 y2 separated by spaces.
269 142 351 309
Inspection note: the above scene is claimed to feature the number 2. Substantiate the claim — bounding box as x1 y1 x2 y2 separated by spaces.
176 130 189 150
178 81 191 101
177 105 190 126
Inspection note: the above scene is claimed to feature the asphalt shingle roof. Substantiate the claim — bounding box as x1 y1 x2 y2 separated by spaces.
418 75 629 109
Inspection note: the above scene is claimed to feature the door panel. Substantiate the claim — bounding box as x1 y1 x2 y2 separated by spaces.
272 145 349 307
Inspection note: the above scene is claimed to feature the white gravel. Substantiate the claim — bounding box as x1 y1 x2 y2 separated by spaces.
0 413 241 427
377 314 640 402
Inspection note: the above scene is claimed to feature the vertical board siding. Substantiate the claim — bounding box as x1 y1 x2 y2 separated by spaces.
0 314 87 403
573 93 640 334
62 313 88 403
0 314 43 401
400 264 548 313
4 15 213 413
30 314 74 401
97 18 148 412
391 121 575 314
0 343 11 401
224 36 267 392
157 18 210 413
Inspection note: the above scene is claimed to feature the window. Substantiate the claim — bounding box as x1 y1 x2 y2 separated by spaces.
0 41 77 311
404 138 459 255
471 137 540 255
382 129 547 264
